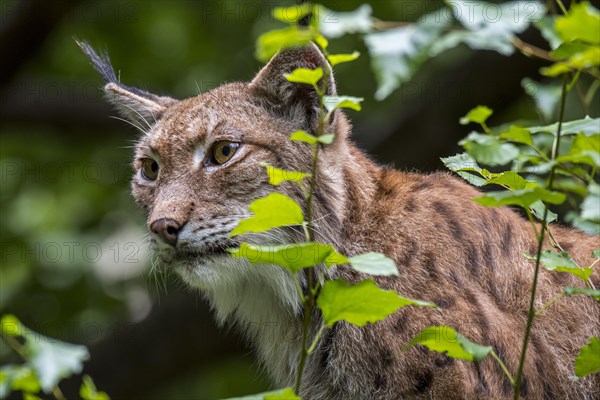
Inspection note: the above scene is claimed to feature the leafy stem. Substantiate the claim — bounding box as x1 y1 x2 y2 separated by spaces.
524 208 541 240
305 141 320 241
511 37 554 62
535 293 566 316
555 0 568 14
491 351 515 386
307 324 327 354
513 73 568 400
1 331 67 400
295 290 314 392
1 330 26 359
53 387 67 400
294 67 330 394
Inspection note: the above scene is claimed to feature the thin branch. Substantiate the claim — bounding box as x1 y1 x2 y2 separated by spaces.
371 19 412 30
535 293 565 316
307 324 327 354
1 332 26 359
513 73 568 400
52 387 67 400
555 0 568 14
511 37 554 62
491 351 515 386
294 67 331 395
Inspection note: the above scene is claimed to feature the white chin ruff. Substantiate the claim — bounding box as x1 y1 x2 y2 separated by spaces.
173 253 302 321
172 253 304 386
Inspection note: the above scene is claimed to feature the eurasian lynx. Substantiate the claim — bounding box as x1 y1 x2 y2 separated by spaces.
79 40 599 399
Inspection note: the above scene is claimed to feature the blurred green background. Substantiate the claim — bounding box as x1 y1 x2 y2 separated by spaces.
1 0 594 398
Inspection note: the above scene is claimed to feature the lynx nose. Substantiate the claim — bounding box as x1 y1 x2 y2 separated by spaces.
150 218 180 246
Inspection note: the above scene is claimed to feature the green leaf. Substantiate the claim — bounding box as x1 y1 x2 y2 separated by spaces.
290 130 317 145
347 252 399 276
364 8 450 100
265 388 301 400
327 51 360 67
405 325 493 362
224 388 300 400
317 279 437 327
474 188 566 208
0 368 9 399
557 134 600 167
557 152 600 169
25 334 89 393
530 250 593 282
540 61 578 77
272 3 313 24
255 26 314 61
317 134 335 144
0 365 41 396
285 67 323 86
460 106 493 126
313 33 329 50
289 131 334 145
460 132 519 165
1 314 89 392
541 45 600 76
80 375 110 400
575 337 600 377
530 200 558 223
441 153 483 174
228 242 347 273
564 286 600 300
581 182 600 221
230 193 304 237
535 16 562 49
318 4 373 39
262 163 310 186
433 1 546 56
520 78 562 122
553 178 588 197
565 211 600 235
323 96 363 112
441 153 487 186
528 116 600 136
500 125 534 146
551 42 595 60
556 2 600 44
485 171 529 191
1 314 23 337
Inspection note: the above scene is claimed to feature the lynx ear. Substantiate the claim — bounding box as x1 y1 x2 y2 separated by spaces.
250 43 336 132
76 39 177 131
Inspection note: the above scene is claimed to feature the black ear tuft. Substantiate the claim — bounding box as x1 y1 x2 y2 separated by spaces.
75 38 118 85
250 43 336 132
76 38 177 130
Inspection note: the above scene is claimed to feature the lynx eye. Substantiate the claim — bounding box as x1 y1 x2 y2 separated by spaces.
211 141 240 165
141 158 159 181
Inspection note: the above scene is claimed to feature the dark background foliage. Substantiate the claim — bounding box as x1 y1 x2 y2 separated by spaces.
0 0 566 398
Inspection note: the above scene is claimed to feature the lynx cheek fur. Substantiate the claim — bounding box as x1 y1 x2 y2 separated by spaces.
79 41 599 399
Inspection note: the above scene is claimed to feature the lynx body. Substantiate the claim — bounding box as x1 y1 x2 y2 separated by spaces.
79 41 600 399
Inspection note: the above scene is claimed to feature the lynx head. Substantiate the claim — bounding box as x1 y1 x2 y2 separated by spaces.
78 40 350 313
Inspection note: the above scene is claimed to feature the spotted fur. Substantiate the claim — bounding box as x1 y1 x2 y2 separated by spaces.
79 40 600 399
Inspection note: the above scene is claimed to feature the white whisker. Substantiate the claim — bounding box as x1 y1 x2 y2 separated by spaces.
110 115 147 133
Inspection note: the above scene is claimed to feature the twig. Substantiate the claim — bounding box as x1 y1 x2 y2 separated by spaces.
513 73 568 400
535 293 566 316
372 19 412 30
294 66 330 394
491 351 515 386
511 37 554 62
